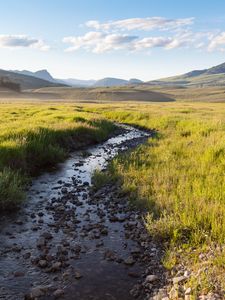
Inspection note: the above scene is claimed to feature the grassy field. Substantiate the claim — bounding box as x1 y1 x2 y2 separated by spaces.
89 101 225 296
0 97 224 296
0 103 115 210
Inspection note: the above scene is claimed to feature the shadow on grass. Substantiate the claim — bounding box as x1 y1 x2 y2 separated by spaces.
0 119 116 211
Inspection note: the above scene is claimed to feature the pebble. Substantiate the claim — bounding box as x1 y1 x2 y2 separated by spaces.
124 257 135 266
28 286 45 298
51 262 62 272
172 275 187 284
145 274 159 283
36 237 46 248
38 260 48 268
14 271 25 277
53 289 64 298
74 271 82 279
185 287 192 295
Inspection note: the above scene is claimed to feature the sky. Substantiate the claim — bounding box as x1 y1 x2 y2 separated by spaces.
1 0 225 80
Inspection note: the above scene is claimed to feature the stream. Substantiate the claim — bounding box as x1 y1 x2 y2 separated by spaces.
0 125 152 300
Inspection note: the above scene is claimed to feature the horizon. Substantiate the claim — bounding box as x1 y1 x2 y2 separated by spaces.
1 0 225 80
6 59 225 82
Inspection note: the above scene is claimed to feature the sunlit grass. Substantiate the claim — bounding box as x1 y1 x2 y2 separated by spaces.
0 103 116 210
92 101 225 295
1 99 225 294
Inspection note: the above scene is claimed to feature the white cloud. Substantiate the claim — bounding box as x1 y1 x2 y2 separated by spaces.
208 32 225 51
63 29 200 54
132 34 193 51
0 35 49 51
133 37 172 50
85 17 194 32
63 31 138 53
64 17 224 54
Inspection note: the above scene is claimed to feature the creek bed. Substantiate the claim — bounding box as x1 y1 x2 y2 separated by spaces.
0 125 152 300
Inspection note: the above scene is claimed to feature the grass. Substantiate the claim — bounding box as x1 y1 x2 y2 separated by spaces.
0 103 116 211
1 98 225 296
89 101 225 296
0 168 25 210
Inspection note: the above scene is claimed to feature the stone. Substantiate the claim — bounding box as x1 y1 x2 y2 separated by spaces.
41 232 53 240
101 228 108 235
51 262 62 271
15 220 23 225
128 272 140 278
185 287 192 295
131 247 141 254
145 274 159 282
36 237 46 248
184 270 191 277
53 289 64 298
23 252 31 259
12 245 22 252
74 271 82 279
29 286 45 298
14 271 25 277
124 257 135 265
61 187 68 194
169 287 179 299
38 260 47 268
172 275 187 284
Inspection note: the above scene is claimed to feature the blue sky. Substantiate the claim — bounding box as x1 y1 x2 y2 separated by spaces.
1 0 225 80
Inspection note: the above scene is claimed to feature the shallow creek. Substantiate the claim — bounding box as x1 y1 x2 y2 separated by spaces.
0 125 151 300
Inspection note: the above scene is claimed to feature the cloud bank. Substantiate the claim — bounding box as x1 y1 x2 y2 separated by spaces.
0 35 49 51
63 32 138 53
2 17 225 54
63 30 198 53
208 32 225 51
85 17 194 31
63 17 211 53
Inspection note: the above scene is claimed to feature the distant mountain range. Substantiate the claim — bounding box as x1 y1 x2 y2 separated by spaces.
0 69 66 90
2 61 225 90
148 62 225 87
59 78 96 87
14 69 56 83
12 70 143 87
93 77 143 87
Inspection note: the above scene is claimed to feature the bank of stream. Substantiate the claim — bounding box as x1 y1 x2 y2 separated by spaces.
0 125 167 300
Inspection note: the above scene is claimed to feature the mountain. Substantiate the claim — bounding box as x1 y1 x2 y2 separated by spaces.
128 78 143 85
14 69 57 83
0 69 66 90
94 77 143 87
31 69 55 82
14 70 97 87
12 69 143 87
148 62 225 87
94 77 128 87
58 78 96 87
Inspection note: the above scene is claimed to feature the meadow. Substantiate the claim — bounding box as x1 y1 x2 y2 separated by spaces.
92 101 225 296
0 103 115 210
0 98 225 296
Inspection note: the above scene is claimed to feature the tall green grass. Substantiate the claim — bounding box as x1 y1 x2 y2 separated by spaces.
96 102 225 295
0 104 116 210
